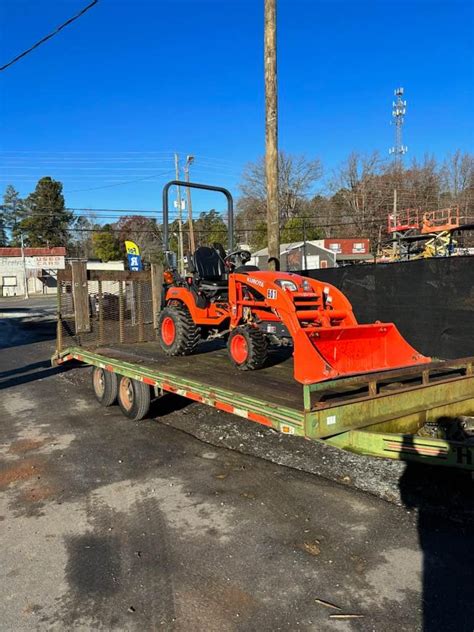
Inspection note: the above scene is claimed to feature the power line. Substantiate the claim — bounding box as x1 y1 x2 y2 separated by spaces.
0 0 99 72
0 150 175 155
66 169 175 193
0 166 173 172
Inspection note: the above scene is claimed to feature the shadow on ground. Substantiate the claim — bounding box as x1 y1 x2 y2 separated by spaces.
0 359 80 390
399 436 474 632
0 317 56 350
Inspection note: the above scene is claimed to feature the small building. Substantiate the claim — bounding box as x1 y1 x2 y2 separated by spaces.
0 247 66 297
314 239 373 264
251 241 336 271
86 260 125 272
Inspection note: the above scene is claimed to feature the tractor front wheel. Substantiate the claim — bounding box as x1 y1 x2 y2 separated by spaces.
157 305 201 356
227 326 268 370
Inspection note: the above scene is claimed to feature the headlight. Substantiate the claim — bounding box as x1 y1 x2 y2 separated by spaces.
276 279 298 292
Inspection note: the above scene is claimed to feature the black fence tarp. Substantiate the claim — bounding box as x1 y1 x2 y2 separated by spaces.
303 256 474 359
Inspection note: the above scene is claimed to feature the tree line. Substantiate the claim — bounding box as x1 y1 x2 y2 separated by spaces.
0 177 228 263
1 149 472 260
236 149 474 250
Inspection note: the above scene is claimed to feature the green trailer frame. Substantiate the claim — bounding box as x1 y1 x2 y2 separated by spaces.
53 263 474 471
53 346 474 471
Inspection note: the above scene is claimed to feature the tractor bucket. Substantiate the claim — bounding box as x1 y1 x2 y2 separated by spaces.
293 323 431 384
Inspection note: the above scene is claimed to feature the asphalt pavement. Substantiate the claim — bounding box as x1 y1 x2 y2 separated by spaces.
0 297 473 631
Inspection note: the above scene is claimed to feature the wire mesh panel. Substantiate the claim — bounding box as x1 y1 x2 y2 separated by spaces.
57 266 157 351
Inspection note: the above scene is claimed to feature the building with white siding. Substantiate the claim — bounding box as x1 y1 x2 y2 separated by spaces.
0 247 66 297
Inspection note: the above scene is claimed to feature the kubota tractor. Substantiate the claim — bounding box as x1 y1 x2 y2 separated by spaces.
157 181 430 384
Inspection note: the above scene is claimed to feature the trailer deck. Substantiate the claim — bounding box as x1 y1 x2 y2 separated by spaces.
54 264 474 471
55 341 474 471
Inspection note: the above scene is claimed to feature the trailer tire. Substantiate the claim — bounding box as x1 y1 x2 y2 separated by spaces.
117 376 151 421
227 326 268 370
92 367 118 407
157 305 200 356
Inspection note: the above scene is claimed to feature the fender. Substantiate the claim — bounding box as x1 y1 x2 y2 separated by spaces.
164 286 229 327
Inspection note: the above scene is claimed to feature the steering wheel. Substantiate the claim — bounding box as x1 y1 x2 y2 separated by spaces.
224 249 252 268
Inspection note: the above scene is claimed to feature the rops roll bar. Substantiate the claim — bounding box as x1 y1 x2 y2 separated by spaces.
162 180 234 255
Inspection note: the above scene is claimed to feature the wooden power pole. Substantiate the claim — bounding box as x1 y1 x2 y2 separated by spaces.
264 0 279 269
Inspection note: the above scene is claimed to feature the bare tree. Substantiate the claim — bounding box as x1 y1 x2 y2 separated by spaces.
329 152 390 246
238 152 323 224
400 155 440 211
441 150 474 219
116 215 162 264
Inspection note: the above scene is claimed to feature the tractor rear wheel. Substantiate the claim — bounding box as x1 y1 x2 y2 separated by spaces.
227 326 268 370
158 305 201 356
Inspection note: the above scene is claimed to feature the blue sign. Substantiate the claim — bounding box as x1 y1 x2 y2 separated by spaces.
127 253 143 272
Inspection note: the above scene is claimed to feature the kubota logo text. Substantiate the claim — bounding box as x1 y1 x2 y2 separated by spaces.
247 277 264 287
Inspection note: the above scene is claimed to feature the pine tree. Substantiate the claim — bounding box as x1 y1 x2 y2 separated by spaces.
0 211 7 246
2 185 25 245
19 177 73 247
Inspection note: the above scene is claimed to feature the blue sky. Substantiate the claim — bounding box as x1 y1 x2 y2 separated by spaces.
1 0 473 221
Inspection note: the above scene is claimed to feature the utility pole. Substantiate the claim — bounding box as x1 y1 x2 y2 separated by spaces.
184 155 196 252
174 153 184 274
20 232 29 299
302 219 308 271
264 0 279 270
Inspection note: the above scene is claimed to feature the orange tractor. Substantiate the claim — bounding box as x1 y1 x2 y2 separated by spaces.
158 181 430 384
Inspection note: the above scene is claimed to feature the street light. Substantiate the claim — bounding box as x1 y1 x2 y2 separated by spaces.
184 156 196 252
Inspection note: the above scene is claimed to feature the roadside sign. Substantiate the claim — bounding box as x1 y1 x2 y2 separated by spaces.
125 241 142 271
127 253 142 272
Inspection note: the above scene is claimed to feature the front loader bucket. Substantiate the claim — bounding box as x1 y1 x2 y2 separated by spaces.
293 323 431 384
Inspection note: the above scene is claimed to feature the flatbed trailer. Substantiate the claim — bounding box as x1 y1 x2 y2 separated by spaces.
52 263 474 471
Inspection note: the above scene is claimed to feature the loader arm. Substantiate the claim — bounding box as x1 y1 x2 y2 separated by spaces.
230 271 430 385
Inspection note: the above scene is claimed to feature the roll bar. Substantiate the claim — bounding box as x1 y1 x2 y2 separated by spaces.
162 180 234 253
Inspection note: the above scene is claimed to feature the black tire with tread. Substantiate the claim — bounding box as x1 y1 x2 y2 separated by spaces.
157 304 201 356
227 326 268 370
92 367 118 407
117 376 151 421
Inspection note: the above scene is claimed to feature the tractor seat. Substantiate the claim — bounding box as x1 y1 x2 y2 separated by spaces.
193 246 228 287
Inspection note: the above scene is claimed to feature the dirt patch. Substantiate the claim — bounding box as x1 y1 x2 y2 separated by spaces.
0 458 45 490
18 484 58 503
8 438 49 455
178 581 258 631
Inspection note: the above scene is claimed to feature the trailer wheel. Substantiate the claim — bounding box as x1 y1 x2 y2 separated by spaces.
227 326 268 370
92 367 118 407
117 376 151 421
157 305 200 356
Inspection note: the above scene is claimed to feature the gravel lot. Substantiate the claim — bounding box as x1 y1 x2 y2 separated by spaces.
0 298 473 631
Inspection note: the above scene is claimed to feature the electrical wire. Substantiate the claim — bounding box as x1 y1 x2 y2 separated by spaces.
66 169 176 193
0 0 99 72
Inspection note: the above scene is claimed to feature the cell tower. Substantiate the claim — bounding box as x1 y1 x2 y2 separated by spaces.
387 87 410 261
389 87 407 167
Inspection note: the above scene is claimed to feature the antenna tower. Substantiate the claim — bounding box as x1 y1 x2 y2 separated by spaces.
389 87 407 168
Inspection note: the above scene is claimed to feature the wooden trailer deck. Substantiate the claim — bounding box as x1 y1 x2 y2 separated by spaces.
94 341 301 410
55 263 474 470
56 341 474 471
